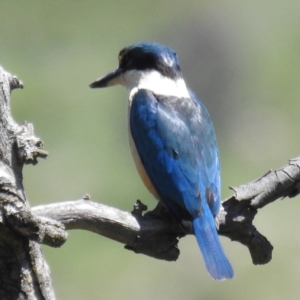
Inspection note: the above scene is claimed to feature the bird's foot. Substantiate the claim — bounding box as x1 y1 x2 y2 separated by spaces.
131 199 148 216
145 201 174 220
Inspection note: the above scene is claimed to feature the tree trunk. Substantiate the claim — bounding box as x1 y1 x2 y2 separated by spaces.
0 66 66 300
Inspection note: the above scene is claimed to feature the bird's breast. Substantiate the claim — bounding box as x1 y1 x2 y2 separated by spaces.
127 101 160 200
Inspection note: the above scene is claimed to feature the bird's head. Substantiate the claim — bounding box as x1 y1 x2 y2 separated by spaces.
90 42 188 98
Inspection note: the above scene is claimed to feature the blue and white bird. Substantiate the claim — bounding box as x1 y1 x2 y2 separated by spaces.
90 42 233 280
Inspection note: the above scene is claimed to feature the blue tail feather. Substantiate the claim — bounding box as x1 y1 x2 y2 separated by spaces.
193 209 234 280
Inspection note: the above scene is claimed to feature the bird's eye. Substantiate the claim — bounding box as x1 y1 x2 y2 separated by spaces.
118 54 123 66
119 55 132 69
118 54 123 65
118 48 127 66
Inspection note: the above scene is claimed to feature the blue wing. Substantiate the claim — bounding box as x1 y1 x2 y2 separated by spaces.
130 89 233 280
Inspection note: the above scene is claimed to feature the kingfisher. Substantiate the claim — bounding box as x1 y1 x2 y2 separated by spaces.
90 42 233 280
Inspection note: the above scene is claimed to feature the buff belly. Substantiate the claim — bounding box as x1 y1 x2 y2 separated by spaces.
127 102 160 201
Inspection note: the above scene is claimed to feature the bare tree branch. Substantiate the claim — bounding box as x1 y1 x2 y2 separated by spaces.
32 198 182 261
31 157 300 265
230 157 300 208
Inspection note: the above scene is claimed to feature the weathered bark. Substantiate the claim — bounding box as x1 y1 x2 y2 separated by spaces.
0 67 67 300
31 156 300 266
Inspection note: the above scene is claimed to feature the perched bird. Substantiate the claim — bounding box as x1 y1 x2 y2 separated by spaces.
90 42 233 280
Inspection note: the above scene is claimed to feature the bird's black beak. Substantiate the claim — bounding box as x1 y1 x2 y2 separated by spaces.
89 68 123 88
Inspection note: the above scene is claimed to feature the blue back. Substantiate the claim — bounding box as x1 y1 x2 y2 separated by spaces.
130 88 234 280
130 88 220 220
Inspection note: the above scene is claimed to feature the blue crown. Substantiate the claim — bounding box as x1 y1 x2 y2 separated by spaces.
118 42 181 79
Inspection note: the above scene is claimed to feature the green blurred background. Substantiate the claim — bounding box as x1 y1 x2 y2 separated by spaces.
2 1 300 299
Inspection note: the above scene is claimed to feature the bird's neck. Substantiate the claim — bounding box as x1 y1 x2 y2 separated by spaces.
121 69 190 99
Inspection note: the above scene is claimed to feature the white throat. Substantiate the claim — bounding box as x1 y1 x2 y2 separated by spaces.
120 69 190 99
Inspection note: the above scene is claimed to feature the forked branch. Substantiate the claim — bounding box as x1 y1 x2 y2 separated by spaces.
32 157 300 264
